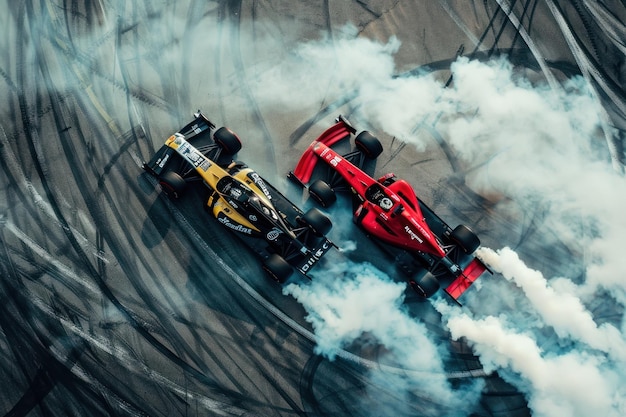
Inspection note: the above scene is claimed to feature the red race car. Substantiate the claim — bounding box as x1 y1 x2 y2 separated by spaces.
288 116 489 302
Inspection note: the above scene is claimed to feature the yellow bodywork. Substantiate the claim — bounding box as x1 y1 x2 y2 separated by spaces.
165 134 273 233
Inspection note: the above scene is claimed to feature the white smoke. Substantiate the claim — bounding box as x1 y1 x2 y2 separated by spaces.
259 28 626 417
479 247 626 362
283 261 469 406
438 305 624 417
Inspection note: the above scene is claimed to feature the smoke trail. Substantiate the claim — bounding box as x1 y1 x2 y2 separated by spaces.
283 262 464 404
479 246 626 361
255 27 626 417
438 304 624 417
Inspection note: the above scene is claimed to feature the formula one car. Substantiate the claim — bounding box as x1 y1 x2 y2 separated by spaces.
288 116 489 301
143 112 334 283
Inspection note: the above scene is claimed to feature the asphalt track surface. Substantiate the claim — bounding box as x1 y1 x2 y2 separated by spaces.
0 1 624 416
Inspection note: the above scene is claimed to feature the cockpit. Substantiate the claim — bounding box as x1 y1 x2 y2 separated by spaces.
364 183 395 211
216 176 251 203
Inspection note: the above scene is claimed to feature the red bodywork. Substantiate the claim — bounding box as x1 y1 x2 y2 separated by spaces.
291 119 487 301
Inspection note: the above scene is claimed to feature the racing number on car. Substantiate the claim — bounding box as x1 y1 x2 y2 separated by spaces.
329 155 341 167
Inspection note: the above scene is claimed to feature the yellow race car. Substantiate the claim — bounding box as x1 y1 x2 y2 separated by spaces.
143 112 334 282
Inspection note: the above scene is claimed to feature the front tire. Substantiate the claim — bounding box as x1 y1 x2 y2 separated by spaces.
308 180 336 207
159 171 186 199
214 127 242 155
301 208 332 236
262 254 293 284
355 131 383 159
450 225 480 254
409 274 440 298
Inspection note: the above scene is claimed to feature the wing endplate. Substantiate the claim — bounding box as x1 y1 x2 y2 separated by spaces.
445 257 489 301
290 119 354 184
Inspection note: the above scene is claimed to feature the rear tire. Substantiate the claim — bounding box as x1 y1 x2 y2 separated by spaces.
355 131 383 159
214 127 242 155
301 208 332 236
308 180 336 207
409 274 440 298
159 171 186 199
262 254 293 284
450 225 480 254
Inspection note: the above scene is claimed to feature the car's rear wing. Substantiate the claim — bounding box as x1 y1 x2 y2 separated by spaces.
444 257 491 302
293 238 335 275
177 112 215 140
143 112 216 177
289 116 356 185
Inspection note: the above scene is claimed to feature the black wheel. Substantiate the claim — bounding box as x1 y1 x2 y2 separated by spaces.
355 131 383 159
262 254 293 283
308 180 336 207
214 127 242 155
301 208 332 236
159 171 186 199
409 274 440 298
450 225 480 254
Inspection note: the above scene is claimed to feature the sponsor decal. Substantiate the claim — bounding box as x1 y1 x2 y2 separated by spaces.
409 218 433 241
178 142 190 154
199 160 211 171
313 242 330 258
329 155 342 167
175 137 211 170
218 215 252 234
248 172 272 200
157 154 170 168
404 225 423 243
266 228 281 241
230 188 242 198
299 242 330 273
379 197 393 210
249 214 258 222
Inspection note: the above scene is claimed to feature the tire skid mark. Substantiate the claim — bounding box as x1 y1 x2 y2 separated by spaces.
544 0 625 171
18 2 252 403
581 0 626 55
492 0 561 90
438 0 481 46
0 221 109 416
42 3 237 379
1 124 115 267
0 125 69 251
27 289 258 417
288 92 358 147
5 220 100 298
42 25 174 116
217 0 277 173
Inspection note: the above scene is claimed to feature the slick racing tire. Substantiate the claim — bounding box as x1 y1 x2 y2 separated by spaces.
302 208 332 236
409 274 440 298
263 254 293 284
214 127 242 155
450 224 480 254
159 171 186 199
355 131 383 159
308 180 336 207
